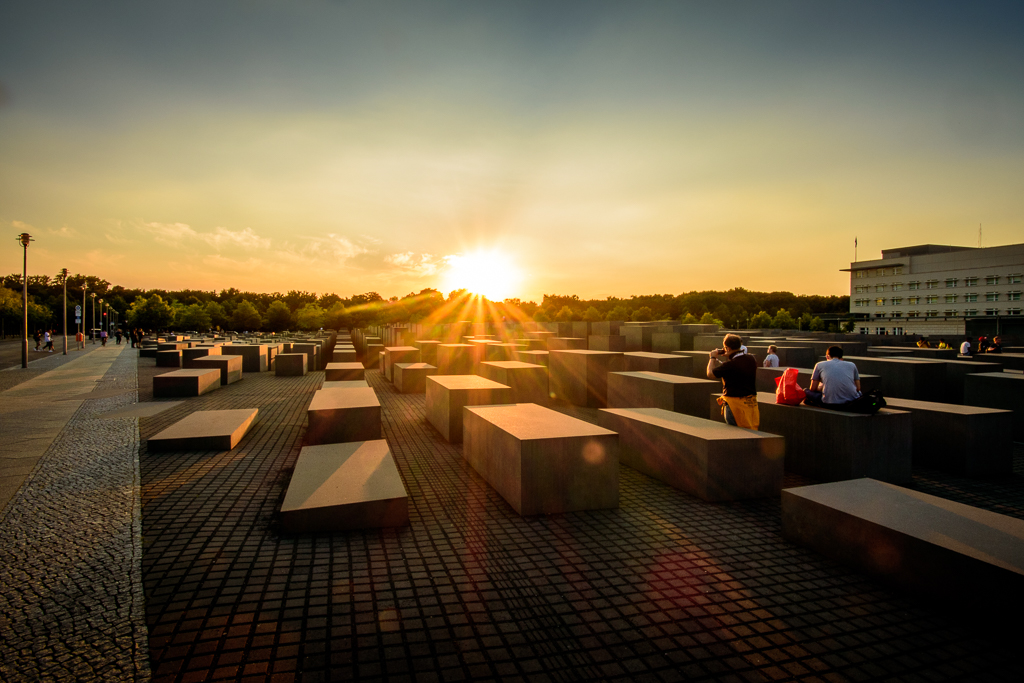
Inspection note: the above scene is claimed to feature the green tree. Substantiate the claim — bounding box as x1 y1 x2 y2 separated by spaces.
607 304 630 321
771 308 797 329
230 300 262 331
126 294 174 331
555 305 575 322
749 311 773 328
843 318 857 333
177 303 212 331
205 300 229 330
679 312 698 324
295 303 326 330
263 300 293 332
324 301 348 330
533 309 551 323
698 312 722 327
583 306 603 322
809 316 826 331
631 306 654 322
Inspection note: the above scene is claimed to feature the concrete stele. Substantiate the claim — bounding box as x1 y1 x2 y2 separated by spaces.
148 408 259 452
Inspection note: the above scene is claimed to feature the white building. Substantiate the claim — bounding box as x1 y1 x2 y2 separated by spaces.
845 242 1024 335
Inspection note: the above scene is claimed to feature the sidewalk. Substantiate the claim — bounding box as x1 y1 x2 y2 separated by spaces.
0 343 149 682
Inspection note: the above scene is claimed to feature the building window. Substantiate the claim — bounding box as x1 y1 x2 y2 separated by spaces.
893 311 902 318
855 270 867 279
893 267 903 275
985 276 999 285
964 309 978 317
986 292 999 302
891 283 902 291
1008 291 1021 301
875 284 886 293
892 297 903 305
965 277 978 286
944 295 957 304
925 310 939 317
984 308 999 316
965 293 978 303
908 296 920 305
926 295 938 304
855 286 868 294
943 310 956 317
908 311 919 317
859 327 870 334
945 278 958 288
908 281 920 290
874 313 886 318
926 280 939 289
875 298 887 306
1009 274 1022 284
1008 308 1022 316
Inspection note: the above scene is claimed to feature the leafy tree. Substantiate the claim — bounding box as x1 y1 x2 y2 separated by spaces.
749 311 773 328
263 300 294 332
843 318 857 333
631 306 654 322
607 304 630 321
177 303 212 331
126 294 175 331
533 309 551 322
583 306 603 322
771 308 797 329
230 300 262 331
205 301 229 330
555 306 576 322
679 312 699 324
698 312 722 327
809 316 826 331
295 303 326 330
324 301 348 330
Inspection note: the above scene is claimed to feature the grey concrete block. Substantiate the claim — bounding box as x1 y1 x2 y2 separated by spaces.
153 369 222 398
384 346 420 382
549 350 624 408
590 321 622 336
322 380 369 389
305 387 381 445
846 356 946 400
156 350 182 368
884 397 1013 475
548 337 588 351
651 332 696 353
281 440 409 532
425 375 512 443
393 362 437 393
275 353 307 376
436 344 475 375
325 362 365 381
413 340 442 366
463 403 619 515
148 408 258 452
623 352 692 376
189 355 243 385
219 344 268 373
782 478 1024 608
363 343 384 369
754 367 881 396
514 349 549 367
332 348 357 363
598 408 784 501
607 371 720 417
588 335 626 352
478 361 549 404
964 372 1024 440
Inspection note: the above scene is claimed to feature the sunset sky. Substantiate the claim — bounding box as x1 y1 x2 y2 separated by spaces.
2 1 1022 302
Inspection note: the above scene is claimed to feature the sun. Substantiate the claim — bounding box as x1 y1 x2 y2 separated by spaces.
441 250 521 301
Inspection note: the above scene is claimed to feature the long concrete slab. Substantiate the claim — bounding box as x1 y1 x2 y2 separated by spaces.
607 371 721 418
280 440 409 532
305 387 381 445
782 478 1024 608
148 408 259 452
153 368 222 398
425 375 512 443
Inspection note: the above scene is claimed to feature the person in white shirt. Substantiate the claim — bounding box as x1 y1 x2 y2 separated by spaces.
959 338 971 356
763 345 779 368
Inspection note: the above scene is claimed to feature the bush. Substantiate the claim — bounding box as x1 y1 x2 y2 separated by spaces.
749 311 773 328
698 312 721 327
679 312 699 324
771 308 797 329
631 306 653 322
809 316 826 331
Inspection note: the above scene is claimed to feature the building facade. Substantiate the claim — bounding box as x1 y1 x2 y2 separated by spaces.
845 242 1024 335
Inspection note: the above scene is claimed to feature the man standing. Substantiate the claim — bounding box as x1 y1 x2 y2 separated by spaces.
707 334 759 429
804 346 861 409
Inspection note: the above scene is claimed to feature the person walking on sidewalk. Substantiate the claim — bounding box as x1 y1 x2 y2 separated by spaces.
44 329 54 353
33 330 41 351
115 328 123 345
100 329 108 346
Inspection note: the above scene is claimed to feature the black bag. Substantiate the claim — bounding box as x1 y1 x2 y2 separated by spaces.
842 389 886 415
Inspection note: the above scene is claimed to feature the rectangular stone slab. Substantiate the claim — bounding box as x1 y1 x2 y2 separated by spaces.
332 348 357 362
153 368 222 398
219 344 268 373
413 340 442 366
189 355 243 385
599 407 783 501
623 352 692 376
964 372 1024 440
384 346 420 382
844 356 945 400
281 440 409 532
291 343 321 371
275 353 308 376
463 403 619 515
478 361 549 404
588 335 626 352
393 362 437 394
549 350 624 408
436 344 475 375
325 362 365 381
514 349 549 367
156 350 182 368
782 478 1024 608
883 397 1014 475
755 366 881 396
305 387 381 445
607 371 720 417
182 347 217 364
363 343 384 369
425 375 512 443
548 337 588 350
148 408 259 452
322 380 369 389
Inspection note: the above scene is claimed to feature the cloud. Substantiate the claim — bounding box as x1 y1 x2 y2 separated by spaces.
202 254 264 272
143 222 270 250
383 251 447 277
145 221 198 245
299 234 369 261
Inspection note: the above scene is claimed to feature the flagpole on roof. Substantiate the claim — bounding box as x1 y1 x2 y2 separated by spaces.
854 236 858 263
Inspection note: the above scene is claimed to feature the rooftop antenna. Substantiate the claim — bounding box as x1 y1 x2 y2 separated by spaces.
978 223 982 248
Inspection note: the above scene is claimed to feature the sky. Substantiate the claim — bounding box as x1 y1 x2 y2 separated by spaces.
1 0 1023 302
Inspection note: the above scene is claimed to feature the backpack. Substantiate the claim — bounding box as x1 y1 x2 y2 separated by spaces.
842 389 886 415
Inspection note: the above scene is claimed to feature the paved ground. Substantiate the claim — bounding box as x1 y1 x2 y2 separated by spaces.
0 343 149 682
134 356 1024 682
2 345 1023 681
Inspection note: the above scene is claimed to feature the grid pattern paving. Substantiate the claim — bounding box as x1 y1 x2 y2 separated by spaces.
139 357 1024 682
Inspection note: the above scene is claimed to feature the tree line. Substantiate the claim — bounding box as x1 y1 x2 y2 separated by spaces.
1 273 852 334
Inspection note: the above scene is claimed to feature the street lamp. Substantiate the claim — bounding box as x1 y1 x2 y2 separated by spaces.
81 279 87 349
17 233 33 368
91 293 97 343
99 298 104 344
60 268 69 355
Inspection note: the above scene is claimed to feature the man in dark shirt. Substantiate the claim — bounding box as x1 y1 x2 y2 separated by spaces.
707 334 759 429
986 335 1003 353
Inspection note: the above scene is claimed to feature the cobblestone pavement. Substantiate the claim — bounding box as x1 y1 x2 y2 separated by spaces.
138 358 1024 682
0 344 150 682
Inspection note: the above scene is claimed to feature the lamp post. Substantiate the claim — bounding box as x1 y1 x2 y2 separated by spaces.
81 280 87 349
60 268 69 355
91 293 96 343
17 233 33 368
99 298 104 344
